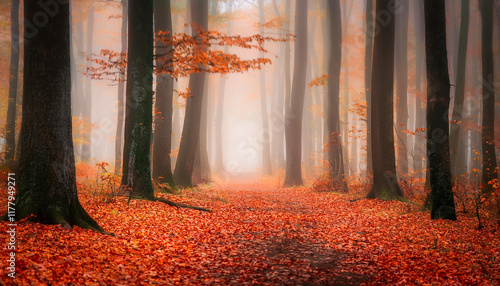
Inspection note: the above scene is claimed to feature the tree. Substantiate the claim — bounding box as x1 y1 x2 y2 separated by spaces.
413 0 426 177
450 0 469 177
4 0 19 167
479 0 498 194
115 0 128 174
121 0 155 199
152 0 175 187
424 0 457 220
7 1 106 232
259 0 273 175
174 0 209 188
284 0 307 186
365 0 374 177
395 0 409 175
326 0 346 191
81 1 95 162
366 0 403 200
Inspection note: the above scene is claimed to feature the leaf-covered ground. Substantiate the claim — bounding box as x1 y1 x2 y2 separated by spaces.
1 179 499 285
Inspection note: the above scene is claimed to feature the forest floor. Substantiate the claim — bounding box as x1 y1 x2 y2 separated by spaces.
1 175 500 285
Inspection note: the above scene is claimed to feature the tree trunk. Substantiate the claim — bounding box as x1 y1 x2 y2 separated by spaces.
366 0 403 200
10 0 105 232
365 0 374 178
395 0 409 175
115 0 128 174
284 0 307 187
450 0 470 177
326 0 347 191
81 2 95 162
152 0 175 187
284 0 292 112
414 0 426 178
479 0 498 194
4 0 19 167
258 0 273 175
424 0 457 220
121 0 155 199
174 1 208 187
214 3 233 173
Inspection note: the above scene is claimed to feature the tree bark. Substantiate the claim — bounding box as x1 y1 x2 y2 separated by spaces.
450 0 470 177
395 0 409 175
9 0 106 233
174 1 208 187
326 0 347 191
284 0 307 187
152 0 175 187
121 0 155 199
366 0 403 200
4 0 19 167
115 0 128 174
81 1 95 162
424 0 457 220
479 0 498 194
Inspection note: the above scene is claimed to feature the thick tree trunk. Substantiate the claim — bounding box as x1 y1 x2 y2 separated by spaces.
366 0 403 200
365 0 374 178
395 0 409 175
9 1 105 233
81 2 95 162
115 0 128 174
4 0 19 167
284 0 307 187
326 0 347 191
152 0 175 187
258 0 273 175
174 1 208 187
450 0 470 177
479 0 498 194
192 76 212 184
424 0 457 220
121 0 155 199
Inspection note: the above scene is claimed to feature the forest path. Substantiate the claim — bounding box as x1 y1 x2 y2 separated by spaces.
199 181 369 285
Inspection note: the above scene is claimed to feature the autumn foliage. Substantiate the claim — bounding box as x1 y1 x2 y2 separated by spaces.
1 174 499 285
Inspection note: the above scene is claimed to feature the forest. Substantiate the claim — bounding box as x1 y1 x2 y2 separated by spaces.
0 0 499 285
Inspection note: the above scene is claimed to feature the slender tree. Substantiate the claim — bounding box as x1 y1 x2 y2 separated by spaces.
450 0 470 177
413 0 426 177
174 1 209 187
4 0 19 167
115 0 128 174
479 0 498 194
424 0 457 220
365 0 374 177
395 0 409 175
152 0 175 187
81 1 95 162
121 0 155 199
325 0 346 191
7 0 106 232
366 0 403 200
259 0 273 175
284 0 307 186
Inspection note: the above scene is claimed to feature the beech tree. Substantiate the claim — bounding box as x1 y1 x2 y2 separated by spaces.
152 0 175 187
115 0 127 174
326 0 346 191
4 0 19 167
424 0 457 220
174 1 209 187
121 0 155 199
479 0 498 194
366 0 403 199
7 1 106 232
284 0 307 186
